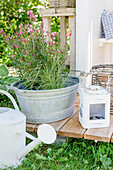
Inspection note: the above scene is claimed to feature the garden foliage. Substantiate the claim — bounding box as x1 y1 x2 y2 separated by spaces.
0 0 48 65
1 10 67 90
0 64 19 90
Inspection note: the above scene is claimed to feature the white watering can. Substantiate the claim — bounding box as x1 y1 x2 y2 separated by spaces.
0 90 57 169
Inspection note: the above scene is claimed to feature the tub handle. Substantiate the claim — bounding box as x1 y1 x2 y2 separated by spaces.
0 90 19 111
69 70 82 77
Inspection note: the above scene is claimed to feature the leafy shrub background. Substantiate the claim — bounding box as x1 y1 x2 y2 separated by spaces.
0 0 49 65
0 0 69 67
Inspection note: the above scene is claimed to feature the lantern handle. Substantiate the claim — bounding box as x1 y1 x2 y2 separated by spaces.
0 90 19 111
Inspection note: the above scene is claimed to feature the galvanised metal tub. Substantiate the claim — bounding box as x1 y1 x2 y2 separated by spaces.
10 76 79 123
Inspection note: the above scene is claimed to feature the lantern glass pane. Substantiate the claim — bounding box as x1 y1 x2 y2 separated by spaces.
90 104 105 120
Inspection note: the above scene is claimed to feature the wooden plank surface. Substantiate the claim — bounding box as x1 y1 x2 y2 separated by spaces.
56 8 76 13
26 123 37 132
50 107 78 131
39 8 75 16
58 111 86 138
84 115 113 143
34 107 78 132
42 13 75 17
39 9 55 15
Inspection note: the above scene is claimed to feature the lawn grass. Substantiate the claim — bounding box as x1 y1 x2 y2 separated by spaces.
0 91 113 170
16 138 113 170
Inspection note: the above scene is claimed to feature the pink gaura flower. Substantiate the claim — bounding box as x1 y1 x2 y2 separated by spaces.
28 14 35 20
28 28 34 33
27 10 35 20
22 39 27 42
20 29 23 34
56 42 59 46
16 32 20 37
26 24 29 27
40 23 43 29
11 55 14 58
27 11 30 15
29 10 33 14
69 31 72 36
19 58 21 60
0 29 4 35
52 32 57 36
19 24 23 29
32 14 35 19
56 50 60 53
16 46 19 48
67 31 72 37
49 41 53 47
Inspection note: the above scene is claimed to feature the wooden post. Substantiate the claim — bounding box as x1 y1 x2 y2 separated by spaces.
42 17 51 40
69 16 76 70
60 16 67 51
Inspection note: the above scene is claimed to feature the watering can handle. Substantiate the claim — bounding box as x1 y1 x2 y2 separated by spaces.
0 90 19 111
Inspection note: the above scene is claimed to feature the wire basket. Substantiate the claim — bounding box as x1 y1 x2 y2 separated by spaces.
49 0 75 8
91 64 113 114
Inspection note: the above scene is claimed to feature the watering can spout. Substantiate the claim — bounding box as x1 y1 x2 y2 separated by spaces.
17 124 57 160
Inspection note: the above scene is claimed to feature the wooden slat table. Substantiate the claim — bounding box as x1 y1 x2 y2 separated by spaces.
84 115 113 143
26 95 113 143
58 111 86 138
26 123 37 132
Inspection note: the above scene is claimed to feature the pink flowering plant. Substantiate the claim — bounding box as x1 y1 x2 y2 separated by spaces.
1 10 67 90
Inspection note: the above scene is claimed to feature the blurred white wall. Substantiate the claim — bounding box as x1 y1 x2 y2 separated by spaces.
76 0 113 72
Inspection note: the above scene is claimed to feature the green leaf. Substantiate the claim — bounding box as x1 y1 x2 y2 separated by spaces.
0 64 9 77
100 154 111 168
35 154 47 160
57 157 68 162
55 148 63 156
4 76 19 85
0 84 6 90
104 158 112 167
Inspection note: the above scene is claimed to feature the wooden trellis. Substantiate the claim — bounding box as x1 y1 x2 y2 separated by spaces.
39 8 76 70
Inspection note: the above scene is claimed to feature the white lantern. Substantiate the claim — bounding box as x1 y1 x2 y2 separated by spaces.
79 85 110 128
